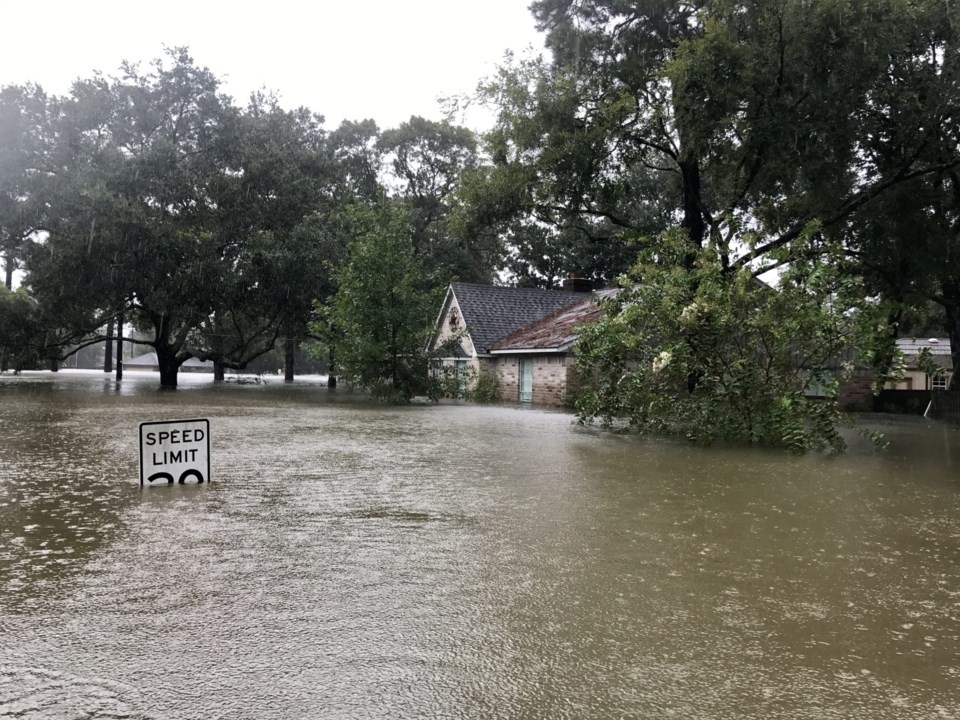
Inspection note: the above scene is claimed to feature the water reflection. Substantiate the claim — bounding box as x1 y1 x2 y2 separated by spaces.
0 370 959 718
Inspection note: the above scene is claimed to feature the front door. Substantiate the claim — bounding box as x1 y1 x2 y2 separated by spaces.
519 359 533 403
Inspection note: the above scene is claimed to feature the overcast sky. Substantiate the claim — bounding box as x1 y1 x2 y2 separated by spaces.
1 0 546 132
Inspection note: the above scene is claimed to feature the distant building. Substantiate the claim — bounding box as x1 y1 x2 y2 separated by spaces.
125 351 214 373
885 337 954 390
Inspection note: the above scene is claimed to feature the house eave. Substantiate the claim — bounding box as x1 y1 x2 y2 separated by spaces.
489 346 569 355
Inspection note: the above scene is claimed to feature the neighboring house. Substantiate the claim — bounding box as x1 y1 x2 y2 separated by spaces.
430 279 601 405
125 351 214 373
887 337 954 390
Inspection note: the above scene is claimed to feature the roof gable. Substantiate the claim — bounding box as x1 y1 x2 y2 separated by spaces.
450 282 589 354
430 289 475 357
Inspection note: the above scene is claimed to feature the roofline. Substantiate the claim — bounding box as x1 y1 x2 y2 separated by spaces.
489 346 570 355
429 285 456 341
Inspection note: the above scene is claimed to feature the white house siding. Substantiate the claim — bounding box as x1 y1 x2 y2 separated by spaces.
886 369 954 391
434 295 477 358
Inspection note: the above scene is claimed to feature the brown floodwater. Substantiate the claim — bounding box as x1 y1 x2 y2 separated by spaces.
1 370 958 719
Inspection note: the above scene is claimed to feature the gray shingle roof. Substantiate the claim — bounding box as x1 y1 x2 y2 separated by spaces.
896 337 954 368
451 282 589 354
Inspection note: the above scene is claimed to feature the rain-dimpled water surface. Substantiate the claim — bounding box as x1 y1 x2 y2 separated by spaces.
1 370 959 719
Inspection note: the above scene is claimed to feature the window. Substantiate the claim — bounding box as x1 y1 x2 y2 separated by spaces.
454 360 468 398
801 370 833 398
932 374 947 390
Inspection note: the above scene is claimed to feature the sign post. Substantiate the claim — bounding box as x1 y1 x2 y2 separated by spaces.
139 419 211 485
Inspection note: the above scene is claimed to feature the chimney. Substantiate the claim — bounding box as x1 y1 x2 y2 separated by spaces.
561 272 593 293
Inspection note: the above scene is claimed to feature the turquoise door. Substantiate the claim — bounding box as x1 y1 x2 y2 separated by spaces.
519 359 533 403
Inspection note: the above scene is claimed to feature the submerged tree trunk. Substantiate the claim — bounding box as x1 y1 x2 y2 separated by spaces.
211 310 225 383
115 311 124 382
157 345 179 389
103 316 114 373
284 324 295 383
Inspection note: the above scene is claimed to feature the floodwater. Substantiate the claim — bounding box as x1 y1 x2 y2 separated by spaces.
1 371 958 720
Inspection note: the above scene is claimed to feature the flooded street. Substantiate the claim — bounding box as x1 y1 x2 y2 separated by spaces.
1 371 959 719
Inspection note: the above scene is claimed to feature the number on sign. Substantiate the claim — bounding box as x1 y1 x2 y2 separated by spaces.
146 469 206 484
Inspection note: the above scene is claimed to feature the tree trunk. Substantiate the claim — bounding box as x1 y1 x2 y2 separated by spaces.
328 347 337 389
49 355 59 372
103 316 114 372
679 155 706 264
157 345 179 389
3 252 13 290
212 310 225 383
284 330 295 384
115 311 124 382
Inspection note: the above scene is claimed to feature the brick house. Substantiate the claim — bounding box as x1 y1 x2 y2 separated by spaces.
430 280 603 406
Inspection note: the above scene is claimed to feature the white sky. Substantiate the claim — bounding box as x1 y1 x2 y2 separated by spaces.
0 0 546 132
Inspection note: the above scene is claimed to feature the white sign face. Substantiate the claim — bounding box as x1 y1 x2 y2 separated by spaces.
139 419 211 485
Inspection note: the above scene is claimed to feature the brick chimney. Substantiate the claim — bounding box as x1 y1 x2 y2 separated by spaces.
561 272 593 293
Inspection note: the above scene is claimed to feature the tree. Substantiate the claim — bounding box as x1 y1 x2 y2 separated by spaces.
457 52 671 287
575 228 884 451
463 0 959 443
0 284 42 371
843 3 960 386
472 1 957 275
379 116 495 282
206 93 340 383
316 202 446 402
329 118 383 204
19 49 342 388
0 84 55 290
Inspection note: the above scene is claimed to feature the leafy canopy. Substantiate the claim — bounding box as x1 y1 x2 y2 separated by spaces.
315 202 448 403
575 228 884 451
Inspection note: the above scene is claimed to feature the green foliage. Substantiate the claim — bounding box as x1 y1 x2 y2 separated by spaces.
426 363 501 403
575 227 883 452
314 203 447 403
466 0 959 318
0 83 53 289
378 116 495 283
0 285 42 370
428 362 473 401
467 367 502 404
916 347 947 385
11 49 352 386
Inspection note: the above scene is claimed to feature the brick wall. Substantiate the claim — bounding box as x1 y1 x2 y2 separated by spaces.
838 368 875 411
531 356 569 406
494 357 519 402
490 354 574 406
